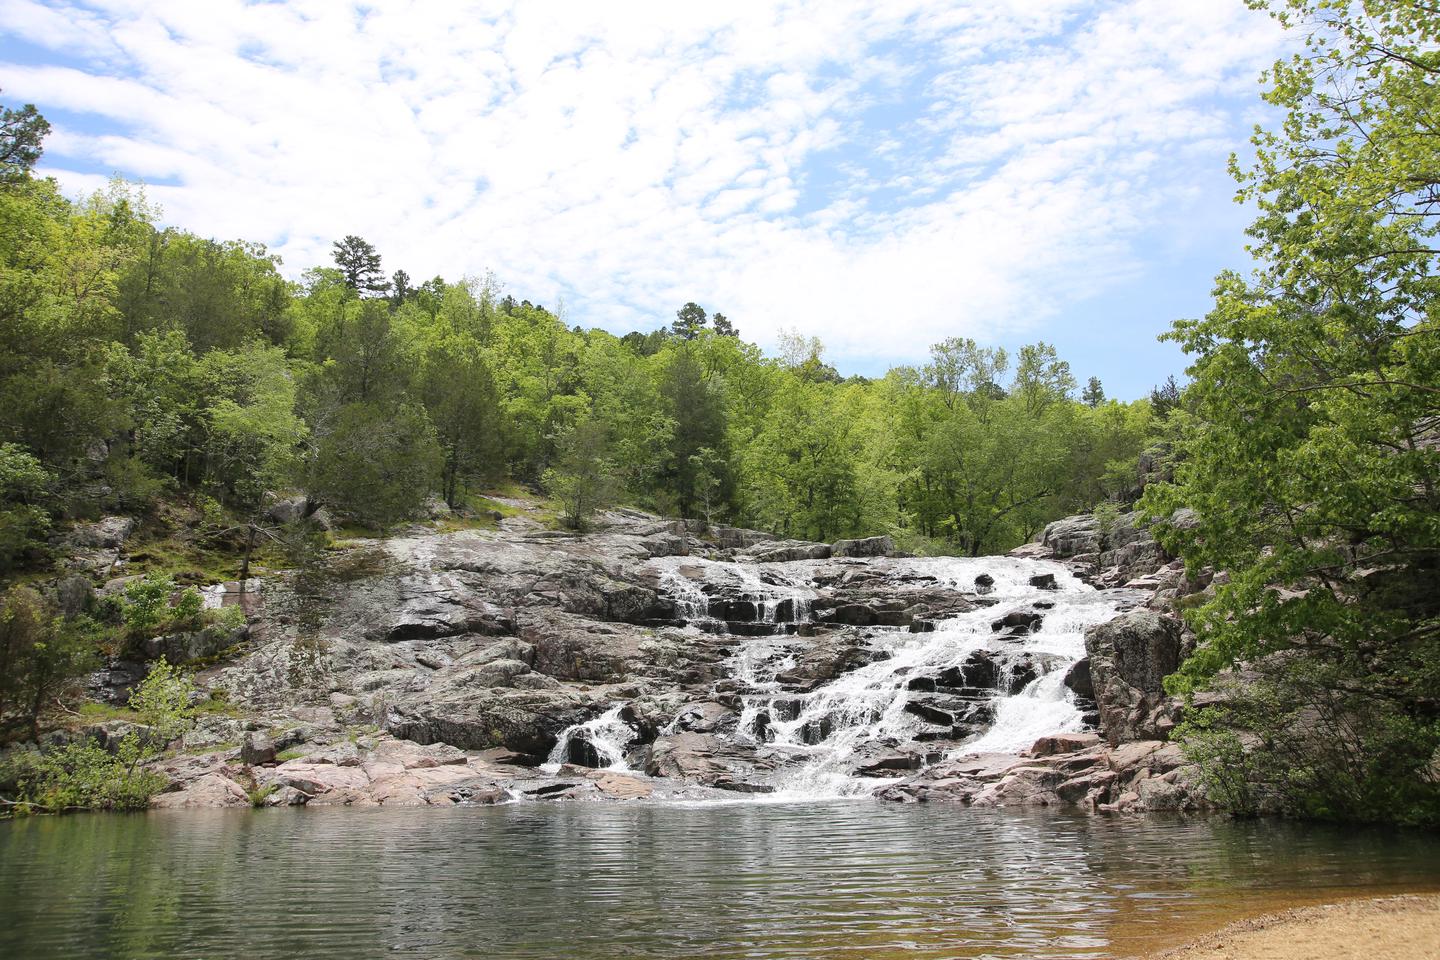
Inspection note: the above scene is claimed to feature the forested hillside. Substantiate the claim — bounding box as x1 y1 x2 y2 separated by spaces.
0 100 1156 573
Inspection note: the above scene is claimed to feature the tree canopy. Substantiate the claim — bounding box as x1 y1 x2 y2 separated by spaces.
0 94 1157 562
1143 0 1440 825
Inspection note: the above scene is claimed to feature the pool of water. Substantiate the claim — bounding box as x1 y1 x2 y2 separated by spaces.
3 802 1438 959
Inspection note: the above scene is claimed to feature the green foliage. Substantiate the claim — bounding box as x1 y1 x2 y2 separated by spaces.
3 661 194 813
0 442 53 572
119 574 175 637
307 401 441 529
332 235 387 297
0 96 1148 561
127 659 195 745
1142 0 1440 825
11 741 166 813
1173 715 1261 818
1 90 52 182
211 603 246 630
170 587 204 629
0 587 99 737
543 419 619 532
1176 656 1440 826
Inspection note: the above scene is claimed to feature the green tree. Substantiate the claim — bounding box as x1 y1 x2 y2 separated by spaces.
671 302 708 341
1082 376 1105 407
331 235 387 297
543 418 618 531
659 345 727 517
307 401 441 528
0 588 97 739
1143 0 1440 825
1011 342 1076 415
200 343 307 509
0 443 53 572
418 332 503 507
0 91 51 182
1148 375 1182 419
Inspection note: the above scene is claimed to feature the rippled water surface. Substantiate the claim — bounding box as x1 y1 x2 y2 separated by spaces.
3 803 1439 959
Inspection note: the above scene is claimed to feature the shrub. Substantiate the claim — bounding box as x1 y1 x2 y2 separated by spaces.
210 604 246 630
1176 656 1440 827
120 574 175 636
2 661 195 814
0 589 99 739
170 587 204 629
16 742 166 812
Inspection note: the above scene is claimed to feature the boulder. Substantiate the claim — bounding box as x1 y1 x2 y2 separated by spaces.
670 701 736 734
743 540 832 563
1029 732 1101 757
385 687 595 759
240 733 277 766
1062 658 1094 700
831 536 894 558
265 497 310 525
151 772 251 809
646 732 769 790
593 773 654 799
1084 610 1184 744
67 516 135 549
56 575 96 617
1040 516 1099 558
992 610 1044 633
708 526 776 550
143 625 247 665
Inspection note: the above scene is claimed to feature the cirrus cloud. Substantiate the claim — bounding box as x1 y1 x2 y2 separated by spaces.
1 0 1287 381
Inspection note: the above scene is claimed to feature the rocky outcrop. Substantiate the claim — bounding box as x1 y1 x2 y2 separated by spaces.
741 539 832 562
646 732 775 793
1032 511 1169 587
25 497 1210 812
1084 609 1185 744
143 625 249 665
831 535 894 558
878 734 1206 812
59 516 135 574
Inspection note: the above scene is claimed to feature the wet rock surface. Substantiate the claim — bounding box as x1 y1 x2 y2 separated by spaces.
119 504 1210 812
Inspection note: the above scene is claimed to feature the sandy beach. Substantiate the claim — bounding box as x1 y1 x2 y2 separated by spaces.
1144 895 1440 960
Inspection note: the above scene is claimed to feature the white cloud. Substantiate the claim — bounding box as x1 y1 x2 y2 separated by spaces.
0 0 1287 365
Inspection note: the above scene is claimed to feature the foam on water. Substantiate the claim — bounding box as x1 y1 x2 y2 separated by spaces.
550 552 1136 796
542 705 636 773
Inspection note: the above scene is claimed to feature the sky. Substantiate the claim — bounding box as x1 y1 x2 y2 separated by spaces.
0 0 1291 398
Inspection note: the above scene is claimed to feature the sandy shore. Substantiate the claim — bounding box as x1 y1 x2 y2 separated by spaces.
1143 895 1440 960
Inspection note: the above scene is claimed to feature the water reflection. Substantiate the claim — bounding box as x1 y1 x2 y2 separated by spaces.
2 803 1438 960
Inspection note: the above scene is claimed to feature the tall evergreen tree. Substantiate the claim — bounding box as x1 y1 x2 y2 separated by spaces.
332 235 388 297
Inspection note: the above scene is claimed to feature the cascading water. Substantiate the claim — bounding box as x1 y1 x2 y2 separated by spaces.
548 552 1138 796
718 556 1134 798
543 705 637 773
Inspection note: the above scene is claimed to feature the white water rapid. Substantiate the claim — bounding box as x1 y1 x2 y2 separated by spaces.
543 704 637 773
548 553 1139 799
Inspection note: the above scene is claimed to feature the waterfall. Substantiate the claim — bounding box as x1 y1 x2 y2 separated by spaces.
543 705 637 773
552 553 1136 797
714 556 1134 798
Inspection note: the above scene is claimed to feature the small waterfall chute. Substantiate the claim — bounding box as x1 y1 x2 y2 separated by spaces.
543 705 640 772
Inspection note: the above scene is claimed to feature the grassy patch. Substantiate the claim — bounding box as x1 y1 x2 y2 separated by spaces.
191 697 244 719
182 740 238 755
247 782 278 807
75 702 141 724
